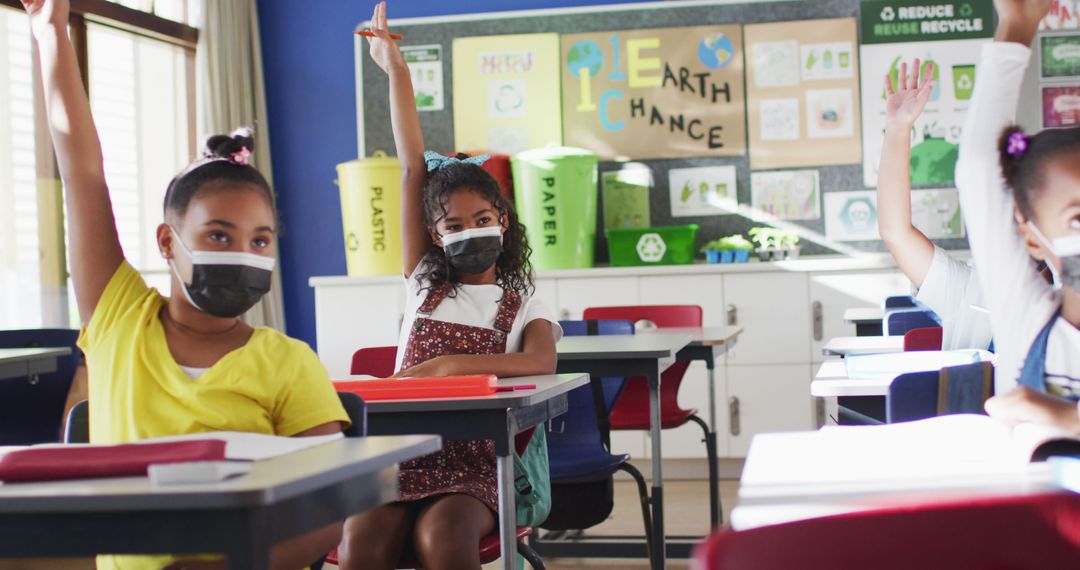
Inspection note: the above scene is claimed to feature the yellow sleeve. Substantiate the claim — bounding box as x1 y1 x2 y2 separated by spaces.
77 261 154 353
273 340 351 436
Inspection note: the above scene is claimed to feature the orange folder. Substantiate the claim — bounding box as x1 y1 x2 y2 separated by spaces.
335 375 498 401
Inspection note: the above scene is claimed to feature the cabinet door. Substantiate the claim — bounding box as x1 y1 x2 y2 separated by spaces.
639 275 726 325
314 284 403 377
556 276 640 321
533 278 559 323
644 361 729 458
726 364 815 457
722 273 810 365
808 271 912 362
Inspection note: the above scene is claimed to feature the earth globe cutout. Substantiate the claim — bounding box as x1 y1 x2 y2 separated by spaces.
699 32 735 70
567 39 604 78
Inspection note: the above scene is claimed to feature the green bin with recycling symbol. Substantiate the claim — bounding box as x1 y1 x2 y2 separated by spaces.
605 225 699 267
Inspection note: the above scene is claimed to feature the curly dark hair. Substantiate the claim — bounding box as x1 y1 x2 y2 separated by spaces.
414 157 534 296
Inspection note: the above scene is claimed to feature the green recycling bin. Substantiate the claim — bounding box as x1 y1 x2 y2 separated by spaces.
511 147 598 270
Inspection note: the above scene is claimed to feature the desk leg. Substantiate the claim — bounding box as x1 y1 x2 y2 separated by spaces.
497 451 516 570
705 359 720 527
226 523 270 570
648 364 665 570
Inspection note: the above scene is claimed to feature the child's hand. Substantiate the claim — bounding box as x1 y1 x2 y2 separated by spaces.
986 386 1080 435
366 2 406 74
392 356 451 379
993 0 1053 31
20 0 69 36
884 59 933 130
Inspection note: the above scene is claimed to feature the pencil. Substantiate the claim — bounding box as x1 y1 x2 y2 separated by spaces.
356 30 404 40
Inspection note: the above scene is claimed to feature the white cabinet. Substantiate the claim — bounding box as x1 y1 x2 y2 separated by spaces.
808 270 912 362
313 282 403 377
725 364 815 457
639 275 726 325
533 278 559 322
556 276 640 320
722 273 810 365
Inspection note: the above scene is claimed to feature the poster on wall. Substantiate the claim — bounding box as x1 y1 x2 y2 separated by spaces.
750 169 821 220
668 165 738 217
1041 1 1080 31
860 0 995 188
911 188 964 239
452 34 563 155
1041 34 1080 78
561 25 747 160
745 18 862 170
602 166 652 229
825 188 965 241
403 45 444 112
1042 85 1080 127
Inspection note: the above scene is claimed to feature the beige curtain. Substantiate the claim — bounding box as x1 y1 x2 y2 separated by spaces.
196 0 286 331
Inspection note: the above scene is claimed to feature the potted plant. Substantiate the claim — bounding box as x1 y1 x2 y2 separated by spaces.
726 234 753 263
748 227 779 262
701 235 753 264
701 238 732 264
778 229 802 259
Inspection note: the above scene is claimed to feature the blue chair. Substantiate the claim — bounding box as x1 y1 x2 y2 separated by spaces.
886 371 939 423
0 329 81 445
537 320 653 564
883 295 918 309
884 309 942 337
886 362 994 424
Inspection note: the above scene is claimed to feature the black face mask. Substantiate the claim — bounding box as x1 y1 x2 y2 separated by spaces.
170 228 276 318
441 227 503 275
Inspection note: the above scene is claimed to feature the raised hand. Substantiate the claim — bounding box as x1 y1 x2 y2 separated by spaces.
993 0 1054 45
366 2 406 74
20 0 69 36
885 59 934 129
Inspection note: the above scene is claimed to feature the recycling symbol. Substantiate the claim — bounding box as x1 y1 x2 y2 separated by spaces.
636 233 667 263
346 232 360 252
959 3 973 17
957 74 973 89
881 6 895 21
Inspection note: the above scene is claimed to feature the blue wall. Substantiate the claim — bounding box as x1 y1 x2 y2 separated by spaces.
258 0 653 348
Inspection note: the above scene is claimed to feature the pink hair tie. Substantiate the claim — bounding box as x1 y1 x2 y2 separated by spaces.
1006 131 1028 158
230 146 252 166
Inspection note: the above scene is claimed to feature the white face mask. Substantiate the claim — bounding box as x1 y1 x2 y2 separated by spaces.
1027 222 1080 292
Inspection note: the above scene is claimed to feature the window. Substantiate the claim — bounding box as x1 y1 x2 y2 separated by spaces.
0 1 198 330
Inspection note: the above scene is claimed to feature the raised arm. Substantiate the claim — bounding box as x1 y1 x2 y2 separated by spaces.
23 0 123 322
878 59 936 287
366 1 429 276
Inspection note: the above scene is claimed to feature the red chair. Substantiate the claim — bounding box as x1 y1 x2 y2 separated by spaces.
581 305 720 527
327 346 545 569
693 492 1080 570
903 327 943 352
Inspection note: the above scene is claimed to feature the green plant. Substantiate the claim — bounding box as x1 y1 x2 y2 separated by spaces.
748 227 779 248
701 234 753 253
778 229 801 247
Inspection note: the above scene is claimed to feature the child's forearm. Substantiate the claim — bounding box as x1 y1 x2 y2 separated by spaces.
388 66 433 274
440 352 558 378
877 123 934 286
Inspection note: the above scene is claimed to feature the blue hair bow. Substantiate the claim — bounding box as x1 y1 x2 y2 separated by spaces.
424 150 490 172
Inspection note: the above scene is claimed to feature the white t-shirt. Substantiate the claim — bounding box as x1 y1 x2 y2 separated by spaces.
395 272 564 372
915 246 993 351
956 42 1080 396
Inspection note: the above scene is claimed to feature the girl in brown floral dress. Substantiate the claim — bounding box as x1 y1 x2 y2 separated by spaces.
338 4 562 569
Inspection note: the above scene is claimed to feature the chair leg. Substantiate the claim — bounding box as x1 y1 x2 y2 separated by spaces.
517 538 546 570
688 414 721 527
617 463 654 565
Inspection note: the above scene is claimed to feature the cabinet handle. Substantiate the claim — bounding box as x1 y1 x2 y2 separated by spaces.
726 304 738 326
812 301 823 341
728 396 741 437
559 309 570 320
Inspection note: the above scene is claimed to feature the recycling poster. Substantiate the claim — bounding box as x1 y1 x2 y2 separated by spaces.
859 0 995 188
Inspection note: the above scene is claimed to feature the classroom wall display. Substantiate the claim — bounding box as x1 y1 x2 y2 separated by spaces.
911 188 964 239
602 166 652 229
452 33 563 154
825 188 964 241
859 0 995 188
560 25 747 160
1042 84 1080 127
1041 33 1080 78
745 18 862 170
403 45 445 112
750 169 821 220
1041 1 1080 31
668 165 738 217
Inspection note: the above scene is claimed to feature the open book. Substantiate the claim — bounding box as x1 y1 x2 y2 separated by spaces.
742 415 1079 490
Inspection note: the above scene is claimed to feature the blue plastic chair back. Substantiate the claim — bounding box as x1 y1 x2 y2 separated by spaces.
884 309 942 337
0 329 81 445
883 295 918 309
547 320 633 482
338 392 368 437
887 370 939 423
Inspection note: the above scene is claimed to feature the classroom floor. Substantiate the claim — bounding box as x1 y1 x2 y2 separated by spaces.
322 478 739 570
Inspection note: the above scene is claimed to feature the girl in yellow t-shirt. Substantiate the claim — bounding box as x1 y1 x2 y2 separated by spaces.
20 0 349 568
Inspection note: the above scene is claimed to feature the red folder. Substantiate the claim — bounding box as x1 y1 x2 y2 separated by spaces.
0 440 226 483
335 375 498 401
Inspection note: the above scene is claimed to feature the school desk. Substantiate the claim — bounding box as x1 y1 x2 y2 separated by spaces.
362 373 589 570
843 308 884 337
822 335 904 357
555 332 692 569
0 435 440 568
0 347 71 382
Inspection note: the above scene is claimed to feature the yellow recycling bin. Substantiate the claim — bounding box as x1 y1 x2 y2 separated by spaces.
335 151 403 276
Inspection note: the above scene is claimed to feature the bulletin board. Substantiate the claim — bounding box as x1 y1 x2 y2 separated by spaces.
356 0 974 259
